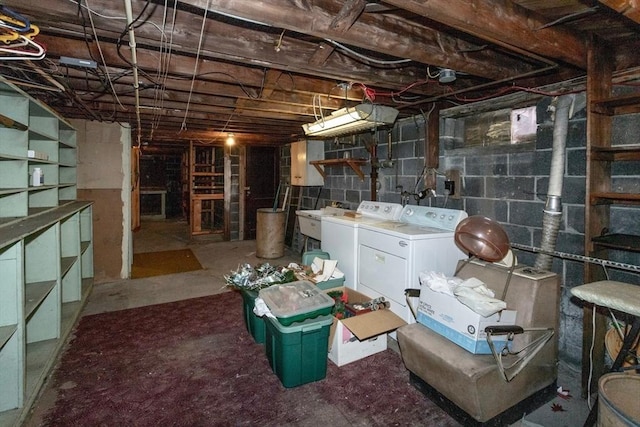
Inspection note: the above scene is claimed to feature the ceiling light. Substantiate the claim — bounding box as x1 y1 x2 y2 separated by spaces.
439 69 456 83
302 104 399 138
226 133 235 146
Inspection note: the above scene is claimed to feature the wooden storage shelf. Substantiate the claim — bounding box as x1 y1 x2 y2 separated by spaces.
0 77 93 426
310 158 368 181
0 325 17 349
582 40 640 400
590 192 640 205
592 93 640 115
24 281 57 319
0 112 28 130
591 144 640 161
61 256 77 276
592 233 640 252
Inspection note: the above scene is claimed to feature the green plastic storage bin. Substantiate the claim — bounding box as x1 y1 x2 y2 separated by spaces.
240 289 266 344
301 250 330 266
264 314 333 388
313 276 345 290
259 280 335 326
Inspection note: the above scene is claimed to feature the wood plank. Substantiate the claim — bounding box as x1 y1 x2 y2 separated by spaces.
599 0 640 24
591 145 640 161
583 35 613 400
309 159 367 180
183 0 537 80
0 324 17 349
591 192 640 204
384 0 587 68
24 280 56 320
309 0 366 66
592 233 640 252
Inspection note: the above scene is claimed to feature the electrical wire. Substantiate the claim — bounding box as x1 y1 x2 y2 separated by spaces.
324 39 412 66
180 0 210 132
83 0 125 111
151 0 179 134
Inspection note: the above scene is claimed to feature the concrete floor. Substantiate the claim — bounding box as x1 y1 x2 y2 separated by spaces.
30 219 593 426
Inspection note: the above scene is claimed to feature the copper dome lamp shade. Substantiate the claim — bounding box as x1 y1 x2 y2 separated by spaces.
454 216 511 262
454 215 516 300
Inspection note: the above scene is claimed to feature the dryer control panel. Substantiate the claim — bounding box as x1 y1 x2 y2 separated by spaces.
400 205 467 231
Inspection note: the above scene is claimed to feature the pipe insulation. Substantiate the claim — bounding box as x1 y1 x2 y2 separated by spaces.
535 95 574 271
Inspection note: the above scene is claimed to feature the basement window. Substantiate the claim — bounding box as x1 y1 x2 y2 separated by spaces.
445 105 537 149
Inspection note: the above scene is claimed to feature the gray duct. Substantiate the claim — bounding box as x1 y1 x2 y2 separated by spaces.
535 95 574 271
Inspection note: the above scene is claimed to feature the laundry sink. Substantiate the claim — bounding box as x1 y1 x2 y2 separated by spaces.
296 207 347 241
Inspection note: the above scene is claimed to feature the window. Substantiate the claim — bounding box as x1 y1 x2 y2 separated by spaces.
444 105 537 149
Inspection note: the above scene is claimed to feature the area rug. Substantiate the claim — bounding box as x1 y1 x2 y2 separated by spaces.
39 292 459 426
131 248 203 278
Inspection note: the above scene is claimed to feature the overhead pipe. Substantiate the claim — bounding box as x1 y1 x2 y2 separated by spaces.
123 0 142 147
534 94 574 271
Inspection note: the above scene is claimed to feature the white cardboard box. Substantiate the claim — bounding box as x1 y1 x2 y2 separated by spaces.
416 285 517 354
325 287 406 366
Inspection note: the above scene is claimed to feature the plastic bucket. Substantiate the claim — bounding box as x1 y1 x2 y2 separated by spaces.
598 373 640 426
256 208 285 259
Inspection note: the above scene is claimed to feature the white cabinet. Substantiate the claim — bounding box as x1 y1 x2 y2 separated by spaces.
290 140 324 186
0 77 93 426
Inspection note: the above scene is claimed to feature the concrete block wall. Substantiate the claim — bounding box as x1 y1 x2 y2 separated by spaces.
284 94 640 369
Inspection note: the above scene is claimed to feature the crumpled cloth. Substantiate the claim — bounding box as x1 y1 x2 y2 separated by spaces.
252 297 275 318
454 277 506 317
418 270 461 296
419 270 507 317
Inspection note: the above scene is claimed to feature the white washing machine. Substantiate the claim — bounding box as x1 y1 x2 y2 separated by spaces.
357 205 468 324
321 201 403 289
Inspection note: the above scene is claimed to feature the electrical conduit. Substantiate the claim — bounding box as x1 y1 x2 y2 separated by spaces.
123 0 142 147
535 94 574 271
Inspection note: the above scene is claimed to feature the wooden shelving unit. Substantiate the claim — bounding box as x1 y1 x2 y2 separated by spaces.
188 143 225 236
582 38 640 396
0 78 93 426
309 158 368 181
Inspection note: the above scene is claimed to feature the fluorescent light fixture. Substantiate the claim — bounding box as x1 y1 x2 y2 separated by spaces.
303 104 399 138
59 56 97 69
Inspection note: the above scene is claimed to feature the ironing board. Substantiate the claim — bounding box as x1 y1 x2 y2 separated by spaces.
571 280 640 427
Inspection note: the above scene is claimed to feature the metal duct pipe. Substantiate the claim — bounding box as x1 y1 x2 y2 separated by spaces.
535 94 574 271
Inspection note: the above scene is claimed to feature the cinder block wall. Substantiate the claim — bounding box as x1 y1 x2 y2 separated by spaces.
283 93 640 369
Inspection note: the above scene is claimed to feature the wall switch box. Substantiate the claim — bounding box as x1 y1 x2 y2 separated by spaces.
445 180 455 195
445 169 461 199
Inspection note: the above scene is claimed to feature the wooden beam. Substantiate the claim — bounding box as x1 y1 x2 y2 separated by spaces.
309 0 366 66
384 0 587 68
599 0 640 23
183 0 540 79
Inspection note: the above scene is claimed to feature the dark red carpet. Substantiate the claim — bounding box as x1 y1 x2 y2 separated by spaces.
41 291 459 426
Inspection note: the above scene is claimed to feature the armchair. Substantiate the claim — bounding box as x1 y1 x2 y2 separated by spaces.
397 259 560 425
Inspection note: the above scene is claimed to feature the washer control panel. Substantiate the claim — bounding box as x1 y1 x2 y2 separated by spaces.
356 201 404 220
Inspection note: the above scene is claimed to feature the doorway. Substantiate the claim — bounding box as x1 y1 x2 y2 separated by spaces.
244 146 280 239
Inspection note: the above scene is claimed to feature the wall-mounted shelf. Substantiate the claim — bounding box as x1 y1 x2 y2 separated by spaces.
309 158 368 181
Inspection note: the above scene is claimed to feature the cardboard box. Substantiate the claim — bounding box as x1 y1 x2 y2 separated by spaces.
416 285 517 354
325 287 406 366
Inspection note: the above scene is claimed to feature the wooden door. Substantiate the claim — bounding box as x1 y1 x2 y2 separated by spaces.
245 146 280 239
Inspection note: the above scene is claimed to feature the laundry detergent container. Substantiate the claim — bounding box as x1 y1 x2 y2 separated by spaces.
259 280 334 326
264 314 332 388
